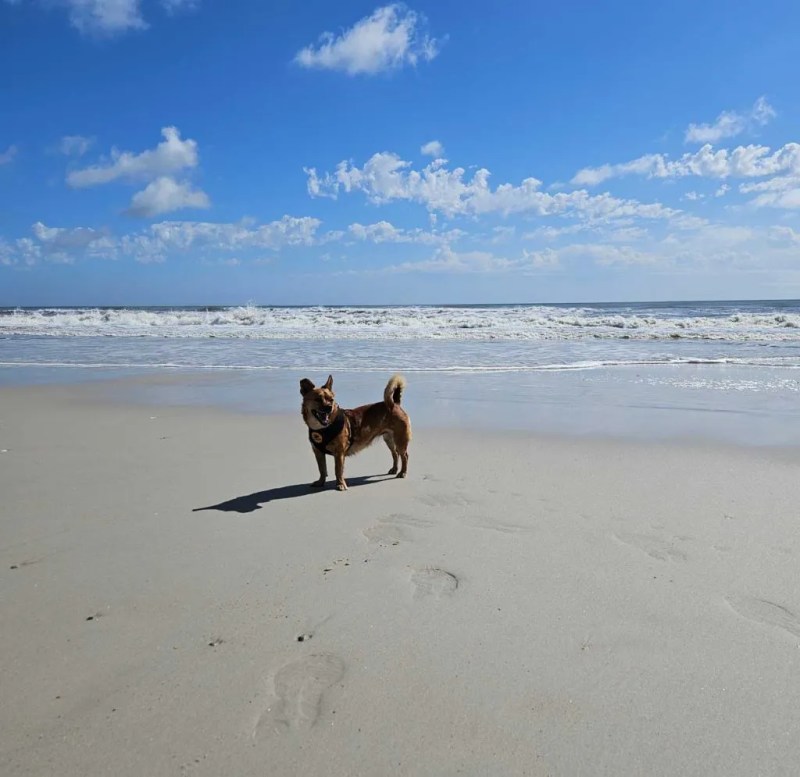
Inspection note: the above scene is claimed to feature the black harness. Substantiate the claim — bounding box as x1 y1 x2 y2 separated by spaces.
308 410 351 455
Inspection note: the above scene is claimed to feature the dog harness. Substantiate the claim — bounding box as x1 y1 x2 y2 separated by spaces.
308 410 351 455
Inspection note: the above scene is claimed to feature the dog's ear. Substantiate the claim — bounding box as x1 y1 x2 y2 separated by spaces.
300 378 315 396
324 375 333 390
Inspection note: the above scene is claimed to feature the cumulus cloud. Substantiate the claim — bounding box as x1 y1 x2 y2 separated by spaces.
13 221 118 263
1 215 322 265
294 4 441 75
121 216 323 261
685 96 776 144
420 140 444 157
0 145 18 165
306 151 686 224
67 126 199 187
347 219 462 244
126 176 210 217
572 142 800 186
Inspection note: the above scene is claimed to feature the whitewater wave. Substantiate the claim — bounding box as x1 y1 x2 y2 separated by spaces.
1 304 800 342
2 356 798 374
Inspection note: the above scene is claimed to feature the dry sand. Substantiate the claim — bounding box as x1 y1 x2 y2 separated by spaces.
2 384 800 776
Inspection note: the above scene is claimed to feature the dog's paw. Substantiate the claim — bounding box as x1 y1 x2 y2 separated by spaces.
396 472 407 479
387 467 398 475
310 480 326 489
336 482 348 492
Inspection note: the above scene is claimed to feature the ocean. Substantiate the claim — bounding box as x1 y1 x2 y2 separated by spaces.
1 300 799 445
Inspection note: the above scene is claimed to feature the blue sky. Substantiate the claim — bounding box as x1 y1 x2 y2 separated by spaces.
2 0 800 305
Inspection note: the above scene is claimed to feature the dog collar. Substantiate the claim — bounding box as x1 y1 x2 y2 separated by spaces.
308 410 348 455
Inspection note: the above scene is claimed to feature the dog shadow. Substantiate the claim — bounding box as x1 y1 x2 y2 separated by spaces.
193 475 395 514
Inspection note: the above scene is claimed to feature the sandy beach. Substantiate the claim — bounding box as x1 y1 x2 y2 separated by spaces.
1 382 800 775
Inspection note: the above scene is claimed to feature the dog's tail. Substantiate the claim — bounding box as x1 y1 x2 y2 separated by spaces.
384 374 406 407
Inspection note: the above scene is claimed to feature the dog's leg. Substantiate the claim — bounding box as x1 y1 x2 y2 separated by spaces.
310 447 327 488
334 453 348 491
398 448 409 478
383 432 399 475
394 430 410 479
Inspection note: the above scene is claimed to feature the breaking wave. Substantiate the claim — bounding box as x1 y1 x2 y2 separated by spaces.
2 303 800 342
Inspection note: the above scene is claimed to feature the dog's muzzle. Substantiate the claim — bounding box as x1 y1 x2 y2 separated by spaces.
313 407 333 426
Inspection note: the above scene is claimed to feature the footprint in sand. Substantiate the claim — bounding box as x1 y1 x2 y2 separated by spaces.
254 654 345 737
363 523 406 547
385 513 435 529
411 567 459 600
363 514 435 546
613 532 688 562
725 594 800 639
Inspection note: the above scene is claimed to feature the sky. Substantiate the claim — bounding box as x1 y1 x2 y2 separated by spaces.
2 0 800 306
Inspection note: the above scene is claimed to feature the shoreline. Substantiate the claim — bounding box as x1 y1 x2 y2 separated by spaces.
2 365 799 449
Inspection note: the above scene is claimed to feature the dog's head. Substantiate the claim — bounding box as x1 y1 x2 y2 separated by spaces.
300 375 338 429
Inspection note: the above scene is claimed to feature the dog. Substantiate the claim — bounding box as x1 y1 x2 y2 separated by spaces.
299 374 411 491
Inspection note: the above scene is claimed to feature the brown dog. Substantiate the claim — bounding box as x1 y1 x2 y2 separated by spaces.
299 374 412 491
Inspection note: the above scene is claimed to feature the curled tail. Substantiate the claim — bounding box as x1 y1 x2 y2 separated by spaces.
384 374 406 407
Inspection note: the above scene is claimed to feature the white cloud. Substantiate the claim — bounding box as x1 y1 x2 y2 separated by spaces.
0 145 18 165
739 175 799 194
739 173 800 209
126 176 210 217
294 4 441 75
8 0 200 35
1 215 322 265
348 220 403 242
57 0 146 35
421 140 444 157
14 221 118 263
571 154 664 186
521 248 561 269
749 188 800 210
347 220 462 244
685 96 776 144
67 126 199 187
60 135 94 157
769 226 800 244
572 142 800 186
0 239 19 266
122 216 322 261
307 151 686 224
